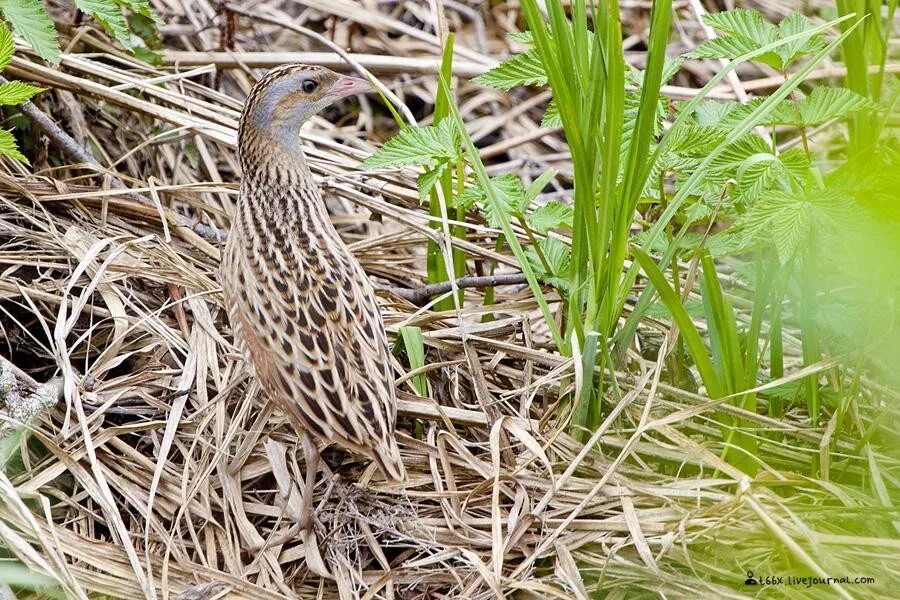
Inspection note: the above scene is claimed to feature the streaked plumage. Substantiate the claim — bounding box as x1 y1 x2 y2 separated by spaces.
222 65 405 482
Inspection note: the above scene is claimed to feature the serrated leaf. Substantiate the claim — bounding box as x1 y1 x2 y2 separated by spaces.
0 0 60 64
739 188 852 263
689 99 741 127
0 20 13 71
477 174 528 227
76 0 133 49
417 164 446 202
688 36 782 70
529 201 573 233
776 12 824 67
702 8 775 42
684 200 713 224
796 87 875 126
526 235 571 291
665 124 727 156
541 98 560 127
362 119 460 169
508 31 533 44
690 9 822 70
737 153 789 199
0 128 28 164
473 50 546 90
0 80 43 105
118 0 161 22
706 230 754 257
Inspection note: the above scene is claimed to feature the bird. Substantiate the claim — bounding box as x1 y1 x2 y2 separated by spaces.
221 65 407 502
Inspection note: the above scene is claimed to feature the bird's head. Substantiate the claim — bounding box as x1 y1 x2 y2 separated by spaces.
239 64 370 148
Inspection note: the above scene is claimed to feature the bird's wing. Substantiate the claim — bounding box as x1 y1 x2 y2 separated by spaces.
224 212 398 461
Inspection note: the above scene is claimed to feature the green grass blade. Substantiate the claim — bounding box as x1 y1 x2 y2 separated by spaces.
398 326 428 397
631 247 724 399
438 72 566 352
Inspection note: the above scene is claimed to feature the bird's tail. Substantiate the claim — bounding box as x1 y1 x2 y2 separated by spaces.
371 436 406 482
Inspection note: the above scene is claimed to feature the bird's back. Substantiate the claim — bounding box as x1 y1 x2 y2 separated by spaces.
222 178 405 481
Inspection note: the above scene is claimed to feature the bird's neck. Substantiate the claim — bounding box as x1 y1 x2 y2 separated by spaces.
238 123 313 187
236 123 337 241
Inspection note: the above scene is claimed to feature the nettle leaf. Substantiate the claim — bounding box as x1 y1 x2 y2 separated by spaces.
0 0 60 64
508 31 533 44
690 36 781 69
0 80 43 105
702 8 775 42
541 99 560 127
706 230 753 256
529 201 573 233
362 119 460 169
117 0 161 23
774 12 824 67
794 87 875 126
527 235 571 291
739 188 853 262
752 193 813 262
707 134 771 173
0 128 27 164
737 154 789 199
476 174 528 227
665 124 726 156
689 99 742 127
722 88 874 127
417 164 447 202
76 0 133 49
689 9 822 70
473 50 546 91
0 19 13 70
684 200 713 224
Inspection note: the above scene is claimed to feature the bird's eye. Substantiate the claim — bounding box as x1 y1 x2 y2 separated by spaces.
300 79 319 94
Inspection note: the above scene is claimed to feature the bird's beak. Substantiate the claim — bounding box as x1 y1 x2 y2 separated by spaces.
329 74 372 100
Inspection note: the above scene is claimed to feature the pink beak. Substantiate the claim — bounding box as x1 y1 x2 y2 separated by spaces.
329 74 371 100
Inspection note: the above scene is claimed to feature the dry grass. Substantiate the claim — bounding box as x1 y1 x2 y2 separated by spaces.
0 1 897 599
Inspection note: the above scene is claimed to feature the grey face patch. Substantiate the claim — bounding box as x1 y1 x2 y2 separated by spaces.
246 68 337 147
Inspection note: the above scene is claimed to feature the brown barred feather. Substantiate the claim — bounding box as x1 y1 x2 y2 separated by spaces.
222 65 405 481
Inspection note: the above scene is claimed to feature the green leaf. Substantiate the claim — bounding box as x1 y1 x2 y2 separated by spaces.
702 8 775 42
775 12 824 68
689 9 823 70
736 153 789 199
739 188 853 263
0 0 60 64
362 118 460 169
527 235 571 291
0 127 28 163
75 0 133 49
529 201 573 233
473 50 547 90
689 37 782 70
417 164 447 202
0 80 43 105
665 124 726 156
508 30 533 44
477 174 528 227
541 98 560 127
794 87 875 126
118 0 160 22
0 19 13 70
